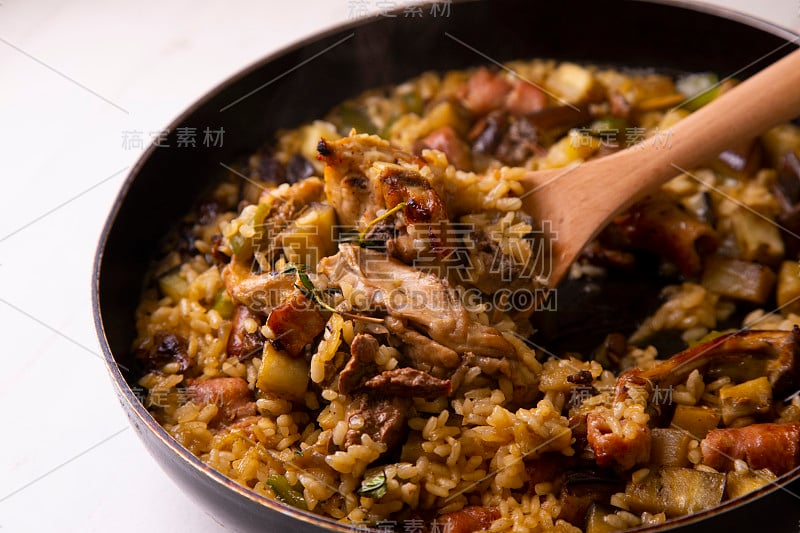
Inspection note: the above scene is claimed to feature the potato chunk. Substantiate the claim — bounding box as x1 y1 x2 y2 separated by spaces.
257 343 309 401
280 203 337 270
670 405 720 439
546 63 597 104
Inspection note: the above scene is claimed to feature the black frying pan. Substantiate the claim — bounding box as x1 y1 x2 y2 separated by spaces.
93 1 800 531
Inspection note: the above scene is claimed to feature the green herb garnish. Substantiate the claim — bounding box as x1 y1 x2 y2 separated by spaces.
357 468 387 500
358 202 406 247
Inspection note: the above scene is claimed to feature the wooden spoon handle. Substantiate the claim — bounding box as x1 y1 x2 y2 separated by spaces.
605 47 800 205
527 47 800 287
652 46 800 179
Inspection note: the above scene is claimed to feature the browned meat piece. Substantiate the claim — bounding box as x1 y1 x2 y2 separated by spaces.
318 136 431 229
618 327 800 398
495 117 543 166
438 506 500 533
526 104 591 133
364 223 420 265
363 367 452 398
226 415 262 440
186 377 256 426
415 126 472 170
338 333 379 395
266 293 328 357
774 151 800 257
701 423 800 475
227 305 265 361
587 411 651 470
344 395 410 450
137 332 191 372
525 455 574 491
462 67 512 115
568 413 590 457
462 353 512 378
222 256 297 313
609 91 631 118
580 240 637 271
380 166 448 230
319 246 515 358
470 112 546 166
615 197 718 276
711 140 762 180
505 80 547 116
402 332 461 375
385 319 460 375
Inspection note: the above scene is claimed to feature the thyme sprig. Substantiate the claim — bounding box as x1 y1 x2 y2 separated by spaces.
287 263 383 324
357 201 407 246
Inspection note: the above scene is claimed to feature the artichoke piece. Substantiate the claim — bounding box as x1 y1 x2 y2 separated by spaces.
649 428 691 467
719 376 772 425
585 503 623 533
622 467 725 517
701 255 776 304
726 468 777 500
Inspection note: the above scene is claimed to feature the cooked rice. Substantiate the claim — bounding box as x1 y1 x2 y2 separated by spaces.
131 58 800 532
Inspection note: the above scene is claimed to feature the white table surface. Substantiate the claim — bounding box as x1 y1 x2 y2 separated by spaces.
0 1 797 532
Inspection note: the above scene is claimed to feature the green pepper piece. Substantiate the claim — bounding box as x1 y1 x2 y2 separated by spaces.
211 288 234 319
589 117 628 136
357 467 387 500
676 73 719 112
401 91 424 115
688 330 725 347
266 474 308 511
336 104 377 135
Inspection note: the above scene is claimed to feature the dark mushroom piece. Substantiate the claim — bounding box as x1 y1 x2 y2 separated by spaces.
558 471 626 529
227 305 265 361
136 332 191 373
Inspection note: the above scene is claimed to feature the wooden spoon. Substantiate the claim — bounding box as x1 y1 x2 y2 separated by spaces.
521 47 800 288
